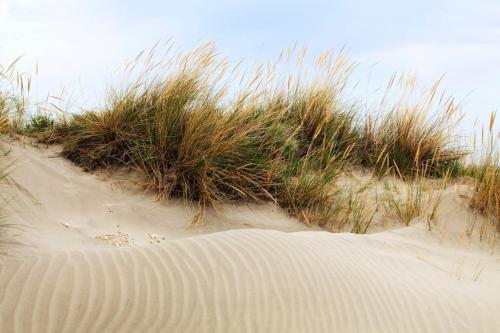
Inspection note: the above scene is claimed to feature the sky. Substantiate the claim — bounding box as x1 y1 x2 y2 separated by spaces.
1 0 499 137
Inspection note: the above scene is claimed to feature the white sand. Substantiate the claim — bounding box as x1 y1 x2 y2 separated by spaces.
1 139 499 332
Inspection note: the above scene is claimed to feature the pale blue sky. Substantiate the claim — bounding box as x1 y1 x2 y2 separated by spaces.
1 0 499 136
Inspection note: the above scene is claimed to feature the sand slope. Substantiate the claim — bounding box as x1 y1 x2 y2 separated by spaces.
1 140 500 332
1 140 318 255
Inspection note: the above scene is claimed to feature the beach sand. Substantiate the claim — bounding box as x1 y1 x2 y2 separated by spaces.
1 140 499 332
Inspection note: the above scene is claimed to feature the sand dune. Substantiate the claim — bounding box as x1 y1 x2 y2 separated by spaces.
2 140 318 256
1 140 500 332
2 229 500 332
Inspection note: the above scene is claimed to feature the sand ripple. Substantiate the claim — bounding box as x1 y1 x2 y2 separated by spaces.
1 229 499 332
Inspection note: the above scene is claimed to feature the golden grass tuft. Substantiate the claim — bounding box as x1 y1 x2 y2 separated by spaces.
53 43 356 224
384 178 422 226
0 57 32 132
362 74 464 178
469 112 500 235
9 42 500 234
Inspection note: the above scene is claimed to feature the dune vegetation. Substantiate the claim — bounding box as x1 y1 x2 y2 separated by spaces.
468 112 500 236
1 42 499 234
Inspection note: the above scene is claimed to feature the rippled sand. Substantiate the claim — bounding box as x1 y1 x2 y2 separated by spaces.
1 140 499 332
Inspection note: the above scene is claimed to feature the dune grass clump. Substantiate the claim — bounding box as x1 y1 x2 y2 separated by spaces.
61 45 284 205
328 181 377 233
24 114 55 134
384 178 422 226
0 57 32 132
275 54 359 167
361 74 464 178
54 44 356 224
383 170 451 230
471 162 500 234
469 113 500 235
277 156 340 226
12 42 483 231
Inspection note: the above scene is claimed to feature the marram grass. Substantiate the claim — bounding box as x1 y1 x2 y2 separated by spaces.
4 42 489 231
361 74 464 178
469 112 500 235
49 43 356 224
